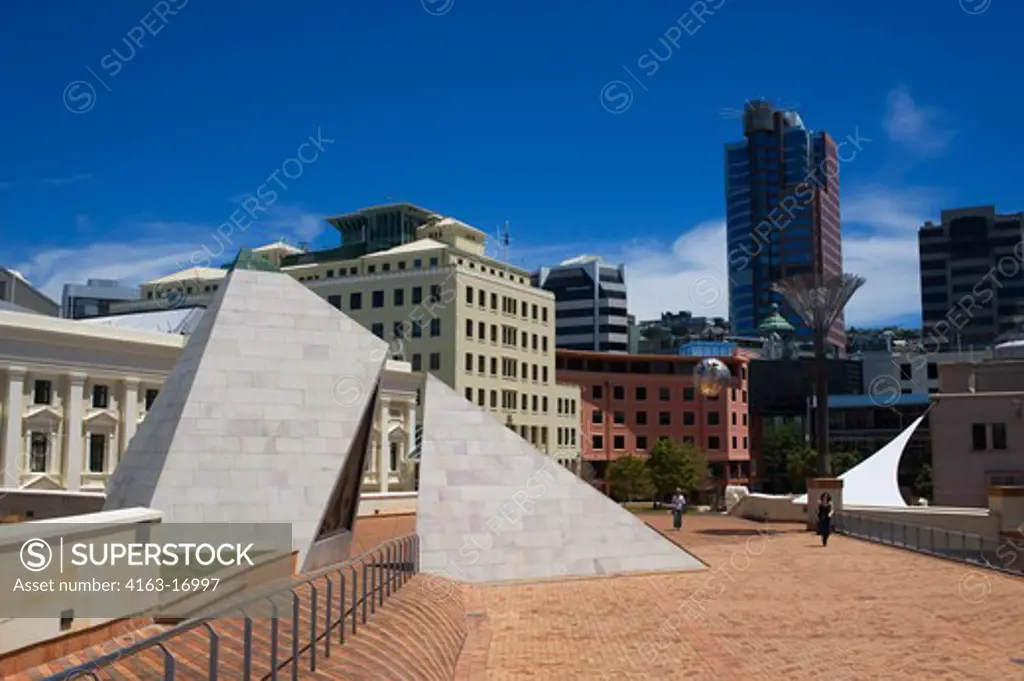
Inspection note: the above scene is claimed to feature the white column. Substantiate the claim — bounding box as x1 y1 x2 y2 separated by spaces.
377 399 389 493
406 400 416 464
121 378 140 463
2 367 25 488
64 373 86 491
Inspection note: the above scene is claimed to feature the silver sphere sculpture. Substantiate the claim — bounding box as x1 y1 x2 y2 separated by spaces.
693 358 731 397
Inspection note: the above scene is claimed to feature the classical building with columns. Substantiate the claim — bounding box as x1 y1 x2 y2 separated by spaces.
0 308 422 508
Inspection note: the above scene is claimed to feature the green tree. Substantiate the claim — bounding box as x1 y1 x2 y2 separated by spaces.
607 455 654 502
914 464 933 501
831 450 863 476
646 439 707 501
762 423 806 491
786 446 818 494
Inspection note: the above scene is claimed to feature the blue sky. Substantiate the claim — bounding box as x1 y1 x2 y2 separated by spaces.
1 0 1021 327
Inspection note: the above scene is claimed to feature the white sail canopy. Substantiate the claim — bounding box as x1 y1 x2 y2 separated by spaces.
794 413 928 507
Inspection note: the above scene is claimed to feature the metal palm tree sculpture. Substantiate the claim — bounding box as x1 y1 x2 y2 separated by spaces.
773 272 866 476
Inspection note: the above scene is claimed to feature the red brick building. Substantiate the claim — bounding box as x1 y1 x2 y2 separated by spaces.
555 350 752 497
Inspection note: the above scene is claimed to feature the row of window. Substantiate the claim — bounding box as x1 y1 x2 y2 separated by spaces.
590 384 748 403
409 353 443 372
298 256 442 283
327 283 445 312
592 410 748 427
463 354 550 384
556 397 577 415
556 427 577 446
971 422 1008 451
463 387 552 414
590 433 748 452
497 421 566 449
465 285 550 324
466 320 550 352
26 431 110 474
29 380 159 411
146 283 220 299
370 319 442 340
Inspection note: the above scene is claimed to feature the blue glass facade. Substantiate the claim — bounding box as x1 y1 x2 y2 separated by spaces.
725 102 839 343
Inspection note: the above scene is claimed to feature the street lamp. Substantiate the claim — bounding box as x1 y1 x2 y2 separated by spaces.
773 272 866 477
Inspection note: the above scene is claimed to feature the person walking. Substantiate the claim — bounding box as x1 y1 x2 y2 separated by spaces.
670 488 687 531
817 493 834 547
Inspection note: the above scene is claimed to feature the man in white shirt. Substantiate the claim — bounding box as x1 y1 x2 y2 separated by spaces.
670 488 686 531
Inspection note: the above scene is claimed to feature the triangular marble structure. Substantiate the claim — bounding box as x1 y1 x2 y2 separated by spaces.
103 268 387 572
416 375 705 583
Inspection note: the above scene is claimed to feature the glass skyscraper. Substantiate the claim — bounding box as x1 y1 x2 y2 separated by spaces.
724 100 845 354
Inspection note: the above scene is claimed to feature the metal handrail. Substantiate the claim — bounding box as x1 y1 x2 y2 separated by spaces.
834 511 1024 577
43 534 420 681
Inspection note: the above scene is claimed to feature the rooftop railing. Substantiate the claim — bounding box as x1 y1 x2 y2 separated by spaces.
44 534 419 681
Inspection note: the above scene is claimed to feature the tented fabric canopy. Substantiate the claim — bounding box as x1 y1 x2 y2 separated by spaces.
793 413 928 507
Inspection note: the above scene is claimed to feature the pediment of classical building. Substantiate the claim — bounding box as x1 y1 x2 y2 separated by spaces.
21 474 63 491
387 423 408 441
23 405 62 426
84 410 119 429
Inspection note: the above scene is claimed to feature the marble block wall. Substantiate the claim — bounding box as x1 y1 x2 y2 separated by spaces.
416 375 706 583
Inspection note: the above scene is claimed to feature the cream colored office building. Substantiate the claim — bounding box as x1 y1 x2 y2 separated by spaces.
0 308 423 509
126 204 581 467
275 204 581 467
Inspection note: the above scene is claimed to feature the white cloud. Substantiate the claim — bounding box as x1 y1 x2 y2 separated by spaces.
883 86 956 155
605 187 940 327
14 207 327 302
41 174 93 187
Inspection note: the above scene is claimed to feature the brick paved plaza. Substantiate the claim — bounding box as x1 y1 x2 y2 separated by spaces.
454 514 1024 680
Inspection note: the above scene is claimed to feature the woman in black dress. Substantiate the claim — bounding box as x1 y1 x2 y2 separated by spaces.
817 493 834 546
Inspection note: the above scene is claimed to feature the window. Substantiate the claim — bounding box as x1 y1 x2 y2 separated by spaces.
993 423 1008 450
389 442 400 471
367 265 376 274
412 354 422 371
592 435 604 449
349 292 362 310
466 286 474 304
732 436 738 449
371 291 384 308
592 410 603 424
478 290 486 306
327 294 341 309
465 388 473 401
477 389 486 406
29 432 48 472
683 435 695 444
465 353 473 371
636 411 647 425
683 411 695 426
429 353 441 371
411 321 423 337
899 363 912 380
613 386 625 400
613 411 625 425
491 293 498 310
429 257 438 267
465 320 474 338
635 386 647 400
393 289 405 306
33 380 51 405
145 389 159 410
927 363 938 380
708 436 721 450
88 433 106 473
430 285 441 302
731 412 737 426
659 411 670 425
542 308 548 322
412 287 423 304
683 387 694 401
659 387 670 401
413 259 422 269
708 412 720 426
743 436 748 449
430 319 441 337
742 413 748 426
613 435 625 450
593 385 603 399
971 423 987 451
636 436 648 450
91 385 108 409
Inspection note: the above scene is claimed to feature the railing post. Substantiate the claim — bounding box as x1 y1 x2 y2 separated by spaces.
266 599 278 681
378 549 385 607
339 570 346 645
352 565 359 633
370 554 377 615
242 613 253 680
291 592 300 681
202 621 220 681
362 562 369 624
310 584 318 672
325 577 333 659
386 544 393 598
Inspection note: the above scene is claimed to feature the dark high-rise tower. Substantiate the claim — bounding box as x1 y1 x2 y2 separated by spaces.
724 100 844 354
